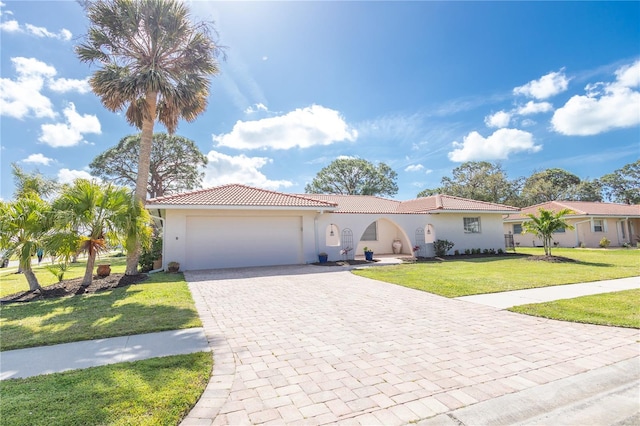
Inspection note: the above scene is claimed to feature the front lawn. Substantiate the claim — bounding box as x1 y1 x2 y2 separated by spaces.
0 352 212 426
0 271 201 351
353 248 639 298
509 289 640 328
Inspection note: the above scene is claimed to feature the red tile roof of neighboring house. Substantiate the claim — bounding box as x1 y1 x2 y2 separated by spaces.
147 184 520 214
504 201 640 221
146 184 338 209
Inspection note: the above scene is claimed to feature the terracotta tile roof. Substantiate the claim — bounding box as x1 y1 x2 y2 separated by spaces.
147 184 521 214
505 201 640 220
146 184 338 208
299 194 402 213
398 194 520 213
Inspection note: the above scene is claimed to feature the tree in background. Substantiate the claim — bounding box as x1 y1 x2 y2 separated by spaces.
600 160 640 205
520 168 582 205
417 162 520 205
52 179 151 287
11 163 58 200
522 208 575 256
90 133 207 199
77 0 221 275
567 179 603 202
305 158 398 197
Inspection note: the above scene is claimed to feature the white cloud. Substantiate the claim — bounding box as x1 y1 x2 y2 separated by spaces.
57 168 97 185
0 19 19 32
244 103 268 114
404 164 424 172
0 57 56 119
39 103 101 147
551 60 640 136
214 105 358 150
516 101 553 115
448 128 541 162
513 70 570 99
0 15 72 40
484 111 511 128
202 150 293 190
23 153 53 166
48 77 91 94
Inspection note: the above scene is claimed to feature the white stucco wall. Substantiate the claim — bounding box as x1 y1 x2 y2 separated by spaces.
315 212 508 260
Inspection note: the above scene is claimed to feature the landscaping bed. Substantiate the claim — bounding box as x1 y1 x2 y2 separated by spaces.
1 273 149 303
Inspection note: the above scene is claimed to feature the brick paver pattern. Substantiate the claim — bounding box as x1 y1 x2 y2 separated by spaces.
180 266 639 425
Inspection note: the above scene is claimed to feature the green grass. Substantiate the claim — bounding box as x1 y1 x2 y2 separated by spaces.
0 271 201 351
354 248 639 298
0 352 212 426
0 252 128 297
509 289 640 328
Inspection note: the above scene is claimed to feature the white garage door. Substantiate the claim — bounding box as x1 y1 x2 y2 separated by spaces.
184 216 302 270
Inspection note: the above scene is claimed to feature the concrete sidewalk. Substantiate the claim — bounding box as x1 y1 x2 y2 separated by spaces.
455 276 640 309
0 327 209 380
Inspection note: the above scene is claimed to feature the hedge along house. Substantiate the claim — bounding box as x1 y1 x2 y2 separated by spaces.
503 201 640 248
146 184 520 271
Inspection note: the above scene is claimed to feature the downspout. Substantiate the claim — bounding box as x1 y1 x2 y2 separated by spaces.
572 219 591 247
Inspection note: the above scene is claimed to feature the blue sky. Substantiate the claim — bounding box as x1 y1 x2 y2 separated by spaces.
1 1 639 201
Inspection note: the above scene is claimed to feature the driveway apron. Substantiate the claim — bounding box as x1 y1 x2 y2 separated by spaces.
182 266 639 425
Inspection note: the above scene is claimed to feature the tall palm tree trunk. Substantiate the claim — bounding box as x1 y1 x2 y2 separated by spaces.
125 91 157 276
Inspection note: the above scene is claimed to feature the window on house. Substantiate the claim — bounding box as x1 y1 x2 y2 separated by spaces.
362 222 378 241
593 219 604 232
553 227 565 233
513 224 522 235
463 217 481 233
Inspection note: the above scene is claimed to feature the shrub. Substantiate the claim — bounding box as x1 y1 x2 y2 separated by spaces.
434 239 455 257
599 237 611 248
45 263 69 282
482 248 490 254
139 234 163 272
464 249 471 255
454 249 460 256
497 248 504 254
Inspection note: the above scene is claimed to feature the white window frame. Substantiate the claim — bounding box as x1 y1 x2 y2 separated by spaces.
592 219 606 233
362 222 378 241
463 217 481 234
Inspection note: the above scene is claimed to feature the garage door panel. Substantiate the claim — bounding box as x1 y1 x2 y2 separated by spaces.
185 216 301 270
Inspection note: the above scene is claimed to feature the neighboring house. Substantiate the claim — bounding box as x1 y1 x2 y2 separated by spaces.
503 201 640 248
146 184 519 271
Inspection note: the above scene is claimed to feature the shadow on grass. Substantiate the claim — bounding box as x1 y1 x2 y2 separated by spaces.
0 352 211 426
0 284 200 351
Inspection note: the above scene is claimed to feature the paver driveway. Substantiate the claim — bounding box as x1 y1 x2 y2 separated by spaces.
182 265 639 425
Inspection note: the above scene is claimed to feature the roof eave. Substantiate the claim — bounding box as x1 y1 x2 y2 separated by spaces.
145 204 337 211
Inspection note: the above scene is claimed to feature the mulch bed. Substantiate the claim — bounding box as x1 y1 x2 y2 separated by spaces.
1 273 149 303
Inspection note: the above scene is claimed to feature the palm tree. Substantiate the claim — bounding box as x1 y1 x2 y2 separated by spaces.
76 0 220 275
0 197 52 291
52 179 151 287
522 208 575 256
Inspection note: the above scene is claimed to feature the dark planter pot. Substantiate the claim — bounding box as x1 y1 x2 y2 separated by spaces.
364 251 374 261
96 264 111 277
318 254 328 263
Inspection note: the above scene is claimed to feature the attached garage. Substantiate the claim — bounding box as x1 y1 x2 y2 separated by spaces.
184 215 303 270
147 184 338 271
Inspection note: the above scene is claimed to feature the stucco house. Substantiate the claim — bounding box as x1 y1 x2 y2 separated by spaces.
146 184 520 271
503 200 640 248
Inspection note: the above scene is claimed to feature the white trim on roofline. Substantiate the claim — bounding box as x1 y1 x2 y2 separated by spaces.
146 204 337 211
